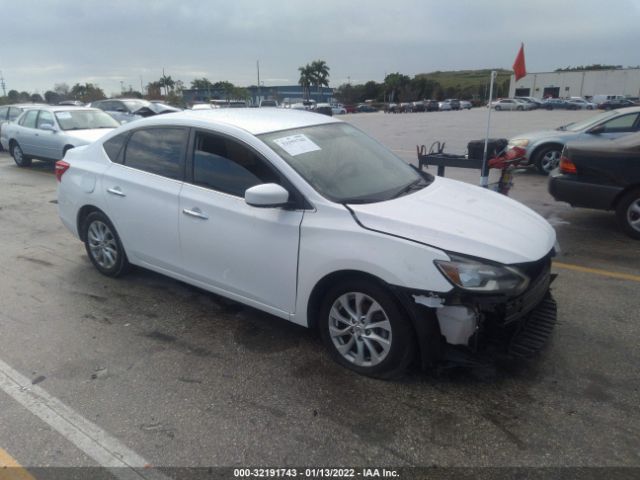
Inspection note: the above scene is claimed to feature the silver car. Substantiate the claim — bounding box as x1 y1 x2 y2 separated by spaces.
5 106 119 167
0 103 47 151
508 106 640 174
491 98 533 111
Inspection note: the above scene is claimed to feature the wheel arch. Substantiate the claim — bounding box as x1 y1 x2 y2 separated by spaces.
530 141 565 162
307 270 399 331
76 205 107 242
612 184 640 210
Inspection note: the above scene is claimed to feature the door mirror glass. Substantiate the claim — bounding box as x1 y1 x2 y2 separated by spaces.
245 183 289 208
39 123 55 132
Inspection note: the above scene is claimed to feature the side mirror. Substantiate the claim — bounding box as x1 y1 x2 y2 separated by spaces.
245 183 290 208
40 123 56 132
587 124 605 135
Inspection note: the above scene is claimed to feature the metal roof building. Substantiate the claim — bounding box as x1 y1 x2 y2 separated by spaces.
509 68 640 99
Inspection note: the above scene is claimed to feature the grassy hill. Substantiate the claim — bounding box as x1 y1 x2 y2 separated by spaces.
415 69 512 99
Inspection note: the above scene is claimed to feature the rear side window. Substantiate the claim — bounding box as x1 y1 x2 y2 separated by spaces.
20 110 38 128
8 108 22 121
124 128 187 180
0 107 7 121
103 133 128 164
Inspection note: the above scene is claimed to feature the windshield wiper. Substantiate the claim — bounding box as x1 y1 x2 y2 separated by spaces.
391 179 426 199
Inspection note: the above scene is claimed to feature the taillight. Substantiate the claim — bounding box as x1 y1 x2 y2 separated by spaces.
559 155 577 174
55 160 70 182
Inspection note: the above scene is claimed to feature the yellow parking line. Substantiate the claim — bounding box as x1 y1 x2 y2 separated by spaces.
0 448 36 480
553 261 640 283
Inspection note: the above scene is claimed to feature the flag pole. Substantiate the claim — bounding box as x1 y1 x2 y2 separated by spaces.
480 70 497 188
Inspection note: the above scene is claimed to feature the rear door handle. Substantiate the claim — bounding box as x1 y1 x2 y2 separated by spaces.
107 187 126 197
182 208 208 220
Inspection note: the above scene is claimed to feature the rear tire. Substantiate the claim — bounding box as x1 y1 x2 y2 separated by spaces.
319 279 416 379
82 211 130 277
495 105 501 111
616 189 640 240
11 143 32 168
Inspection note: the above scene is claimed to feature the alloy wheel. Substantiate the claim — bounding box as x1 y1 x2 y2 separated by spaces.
87 220 119 270
627 199 640 233
328 292 392 367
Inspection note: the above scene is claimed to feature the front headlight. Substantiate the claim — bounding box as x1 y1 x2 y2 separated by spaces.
508 138 529 148
435 255 530 295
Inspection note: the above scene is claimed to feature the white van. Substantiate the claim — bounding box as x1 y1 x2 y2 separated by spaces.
591 94 626 105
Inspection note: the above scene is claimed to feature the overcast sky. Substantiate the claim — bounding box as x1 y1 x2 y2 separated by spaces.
1 0 639 96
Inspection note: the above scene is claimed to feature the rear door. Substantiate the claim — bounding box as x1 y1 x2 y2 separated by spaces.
178 129 304 316
15 110 39 156
102 126 188 272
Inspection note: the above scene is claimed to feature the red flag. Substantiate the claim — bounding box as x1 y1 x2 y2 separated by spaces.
512 43 526 81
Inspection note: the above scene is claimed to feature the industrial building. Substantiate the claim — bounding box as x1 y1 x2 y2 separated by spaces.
509 68 640 99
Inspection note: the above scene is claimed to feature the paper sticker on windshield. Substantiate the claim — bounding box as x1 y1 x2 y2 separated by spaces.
56 112 72 119
273 134 321 156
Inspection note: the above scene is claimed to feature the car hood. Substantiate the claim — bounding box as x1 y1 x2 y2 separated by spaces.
511 129 576 143
348 176 556 265
65 128 115 144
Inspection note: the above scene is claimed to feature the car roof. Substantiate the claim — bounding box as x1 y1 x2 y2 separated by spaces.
20 105 101 112
3 103 48 108
136 108 341 135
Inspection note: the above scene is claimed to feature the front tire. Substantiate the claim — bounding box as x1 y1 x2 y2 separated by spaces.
495 106 501 111
616 189 640 240
82 211 130 277
319 279 416 379
534 145 563 175
12 143 32 167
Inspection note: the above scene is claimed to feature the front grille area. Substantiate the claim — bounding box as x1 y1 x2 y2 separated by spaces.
509 295 557 357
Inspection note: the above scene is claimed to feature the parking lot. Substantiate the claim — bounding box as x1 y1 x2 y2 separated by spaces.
0 108 639 477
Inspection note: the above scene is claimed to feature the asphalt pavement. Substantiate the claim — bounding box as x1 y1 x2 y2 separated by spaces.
0 108 638 478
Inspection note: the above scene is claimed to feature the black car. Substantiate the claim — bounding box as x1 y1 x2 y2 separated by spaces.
425 100 439 112
598 99 637 110
543 98 579 110
356 104 377 113
549 132 640 239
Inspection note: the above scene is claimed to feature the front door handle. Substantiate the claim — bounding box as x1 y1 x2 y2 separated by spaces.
182 208 208 220
107 187 126 197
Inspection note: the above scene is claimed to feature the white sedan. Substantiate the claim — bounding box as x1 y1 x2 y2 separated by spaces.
57 109 558 377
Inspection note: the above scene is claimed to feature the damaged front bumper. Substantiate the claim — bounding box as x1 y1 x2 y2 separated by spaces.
395 255 557 368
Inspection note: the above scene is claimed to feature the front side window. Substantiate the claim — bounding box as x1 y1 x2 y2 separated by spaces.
192 132 280 196
601 113 639 133
20 110 38 128
260 123 426 204
0 107 8 121
124 128 187 180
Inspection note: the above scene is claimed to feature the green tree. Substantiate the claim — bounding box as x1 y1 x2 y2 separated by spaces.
70 83 106 102
31 93 44 103
159 73 175 96
310 59 330 95
298 64 313 100
44 91 60 104
384 73 410 102
190 78 214 90
8 90 19 102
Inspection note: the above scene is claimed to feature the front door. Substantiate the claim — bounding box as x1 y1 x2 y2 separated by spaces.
179 130 304 316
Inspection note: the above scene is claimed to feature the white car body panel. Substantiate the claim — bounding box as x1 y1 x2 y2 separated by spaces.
179 183 303 315
348 176 556 265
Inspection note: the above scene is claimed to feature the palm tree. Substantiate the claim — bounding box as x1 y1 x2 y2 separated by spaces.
159 74 175 96
298 64 313 100
310 60 330 96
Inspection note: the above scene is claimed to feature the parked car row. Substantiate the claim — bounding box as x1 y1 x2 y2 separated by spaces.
385 99 473 113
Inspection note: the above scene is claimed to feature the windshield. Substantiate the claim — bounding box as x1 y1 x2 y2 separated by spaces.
562 110 618 132
259 123 429 204
55 110 120 130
